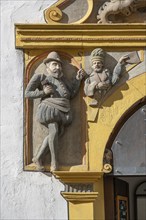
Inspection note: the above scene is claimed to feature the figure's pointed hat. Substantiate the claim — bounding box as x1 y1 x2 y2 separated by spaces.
43 51 62 64
90 48 105 63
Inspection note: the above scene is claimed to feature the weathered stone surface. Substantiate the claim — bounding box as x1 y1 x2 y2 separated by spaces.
31 56 83 168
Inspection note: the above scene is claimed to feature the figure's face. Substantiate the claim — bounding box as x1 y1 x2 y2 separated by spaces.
92 60 103 73
46 61 62 78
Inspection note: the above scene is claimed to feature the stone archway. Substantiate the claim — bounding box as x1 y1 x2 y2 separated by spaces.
87 72 146 172
103 96 146 220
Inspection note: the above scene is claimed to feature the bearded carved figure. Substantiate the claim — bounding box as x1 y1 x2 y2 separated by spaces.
84 48 128 106
25 51 84 171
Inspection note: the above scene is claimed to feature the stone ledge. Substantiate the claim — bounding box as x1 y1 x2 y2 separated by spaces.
61 192 99 203
53 171 103 183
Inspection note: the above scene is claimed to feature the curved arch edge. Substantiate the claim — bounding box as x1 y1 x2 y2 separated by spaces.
88 73 146 171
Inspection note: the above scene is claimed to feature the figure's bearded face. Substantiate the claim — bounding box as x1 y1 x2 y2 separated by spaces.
46 61 63 78
92 60 103 73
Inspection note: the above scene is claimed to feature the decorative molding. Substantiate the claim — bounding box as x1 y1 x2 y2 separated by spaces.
97 0 146 24
53 171 102 183
64 183 93 192
15 24 146 49
44 0 94 24
102 164 112 174
44 6 63 23
61 192 99 202
102 149 113 173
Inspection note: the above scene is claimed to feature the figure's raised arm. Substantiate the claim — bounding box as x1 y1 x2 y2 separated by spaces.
76 67 85 81
112 55 129 85
67 66 85 99
118 55 129 65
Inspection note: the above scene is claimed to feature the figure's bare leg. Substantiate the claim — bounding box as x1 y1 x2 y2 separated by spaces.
48 122 58 172
32 136 48 171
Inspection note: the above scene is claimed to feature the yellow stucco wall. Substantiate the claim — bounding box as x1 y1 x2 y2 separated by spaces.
88 73 146 171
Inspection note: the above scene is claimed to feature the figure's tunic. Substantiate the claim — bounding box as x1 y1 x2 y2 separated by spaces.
25 73 80 127
84 62 123 97
84 69 111 97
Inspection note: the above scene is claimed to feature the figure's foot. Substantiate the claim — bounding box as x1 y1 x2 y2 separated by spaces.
89 99 98 107
32 157 45 171
50 162 58 172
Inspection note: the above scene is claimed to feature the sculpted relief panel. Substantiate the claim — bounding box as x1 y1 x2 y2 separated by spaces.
25 51 85 171
24 48 144 172
18 2 145 174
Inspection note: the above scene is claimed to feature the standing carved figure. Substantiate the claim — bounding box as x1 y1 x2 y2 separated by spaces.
84 48 128 106
25 51 84 171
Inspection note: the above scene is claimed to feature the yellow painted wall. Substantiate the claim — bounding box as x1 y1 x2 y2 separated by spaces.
87 73 146 171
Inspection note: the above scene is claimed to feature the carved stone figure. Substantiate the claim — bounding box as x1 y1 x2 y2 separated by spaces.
25 51 84 171
97 0 146 23
84 48 128 106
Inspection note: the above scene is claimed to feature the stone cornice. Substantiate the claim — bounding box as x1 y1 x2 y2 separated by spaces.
53 171 102 183
15 24 146 49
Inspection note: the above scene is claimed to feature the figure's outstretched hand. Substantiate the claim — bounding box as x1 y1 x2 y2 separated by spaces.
119 55 129 65
76 68 85 80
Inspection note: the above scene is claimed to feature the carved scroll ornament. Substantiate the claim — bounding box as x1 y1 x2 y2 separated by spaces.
44 0 93 24
102 149 113 173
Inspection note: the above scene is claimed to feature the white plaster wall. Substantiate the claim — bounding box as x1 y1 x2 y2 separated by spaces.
1 1 68 219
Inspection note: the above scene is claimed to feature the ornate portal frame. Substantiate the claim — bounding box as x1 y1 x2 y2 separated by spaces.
15 0 146 219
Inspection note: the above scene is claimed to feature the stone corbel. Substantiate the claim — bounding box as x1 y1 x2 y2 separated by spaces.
53 171 103 220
